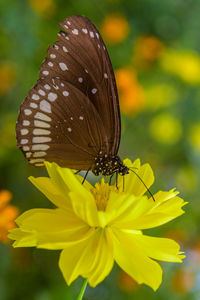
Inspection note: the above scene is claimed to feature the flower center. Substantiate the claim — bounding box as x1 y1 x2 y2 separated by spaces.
91 179 112 211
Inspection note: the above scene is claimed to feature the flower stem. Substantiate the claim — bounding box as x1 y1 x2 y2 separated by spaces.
76 278 88 300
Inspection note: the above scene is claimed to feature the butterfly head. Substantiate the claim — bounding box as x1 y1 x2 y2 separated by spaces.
92 154 129 177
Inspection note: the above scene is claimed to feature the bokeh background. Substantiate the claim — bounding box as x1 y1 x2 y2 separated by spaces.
1 0 200 299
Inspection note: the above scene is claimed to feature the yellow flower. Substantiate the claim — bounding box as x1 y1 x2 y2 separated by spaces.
29 0 56 18
101 13 130 44
0 63 16 96
0 190 19 243
160 49 200 84
9 159 186 290
150 114 182 144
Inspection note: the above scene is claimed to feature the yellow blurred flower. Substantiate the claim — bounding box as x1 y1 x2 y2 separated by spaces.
133 36 165 69
144 84 177 111
150 114 182 144
176 166 197 193
29 0 56 17
160 49 200 84
115 68 144 114
0 190 19 243
188 123 200 153
0 63 16 96
9 159 186 290
101 13 130 44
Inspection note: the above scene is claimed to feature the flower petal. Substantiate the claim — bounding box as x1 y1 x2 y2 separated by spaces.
29 176 72 210
59 229 114 287
113 190 186 230
118 159 154 197
9 208 92 249
132 234 185 262
69 191 98 227
110 228 162 291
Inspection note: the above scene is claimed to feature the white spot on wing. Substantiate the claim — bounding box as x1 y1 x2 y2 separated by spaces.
59 62 68 71
82 28 88 34
42 70 49 76
21 129 29 135
90 31 94 38
23 120 30 126
72 29 78 35
33 129 51 135
67 127 72 132
50 54 56 58
33 151 46 158
32 137 51 143
78 77 83 83
63 46 68 52
30 158 45 164
34 120 50 128
79 116 84 120
30 102 38 108
26 152 32 158
22 146 30 151
32 94 40 100
32 144 49 151
48 92 57 101
24 109 32 115
104 73 108 79
21 139 28 144
35 112 52 122
40 100 51 113
63 91 69 96
48 62 54 67
38 89 46 96
96 32 99 39
91 88 97 94
44 84 51 90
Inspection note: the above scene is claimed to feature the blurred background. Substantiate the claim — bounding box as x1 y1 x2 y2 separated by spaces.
0 0 200 299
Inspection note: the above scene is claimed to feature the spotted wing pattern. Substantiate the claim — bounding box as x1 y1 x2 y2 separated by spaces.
16 15 121 169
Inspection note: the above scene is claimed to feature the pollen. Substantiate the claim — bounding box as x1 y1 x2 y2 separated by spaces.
91 179 112 211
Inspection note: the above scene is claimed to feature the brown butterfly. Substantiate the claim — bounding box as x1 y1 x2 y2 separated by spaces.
16 15 129 179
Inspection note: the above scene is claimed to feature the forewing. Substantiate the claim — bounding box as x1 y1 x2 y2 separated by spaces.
16 78 109 169
39 15 121 155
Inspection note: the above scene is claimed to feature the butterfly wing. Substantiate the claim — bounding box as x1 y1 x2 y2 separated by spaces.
39 15 121 156
16 77 109 168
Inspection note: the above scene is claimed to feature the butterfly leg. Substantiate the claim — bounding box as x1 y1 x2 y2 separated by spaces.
109 174 114 186
82 169 90 185
75 170 81 175
115 172 119 189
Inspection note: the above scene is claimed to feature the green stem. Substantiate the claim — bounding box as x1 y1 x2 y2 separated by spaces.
76 278 88 300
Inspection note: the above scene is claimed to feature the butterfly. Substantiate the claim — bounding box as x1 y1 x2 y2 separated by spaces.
16 15 129 179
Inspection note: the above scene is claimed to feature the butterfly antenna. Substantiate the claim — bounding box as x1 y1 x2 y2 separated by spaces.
128 168 155 201
109 174 114 186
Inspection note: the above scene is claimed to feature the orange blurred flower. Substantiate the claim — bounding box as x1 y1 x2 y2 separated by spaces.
0 190 19 243
118 270 140 292
171 268 195 294
0 63 16 96
101 13 130 44
29 0 56 17
115 68 144 114
133 36 165 69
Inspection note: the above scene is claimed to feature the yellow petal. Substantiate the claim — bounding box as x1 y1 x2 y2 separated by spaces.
69 191 98 227
10 208 92 249
110 228 162 291
29 176 72 210
59 229 114 287
113 190 186 230
118 159 154 196
132 234 185 262
8 228 37 247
